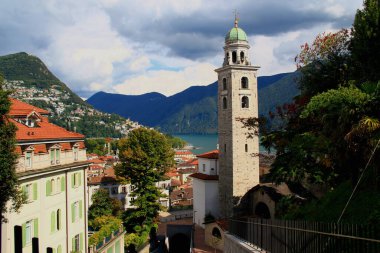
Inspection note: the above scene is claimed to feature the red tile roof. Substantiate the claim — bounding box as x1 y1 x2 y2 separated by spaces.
189 173 219 181
175 150 194 156
34 144 47 153
9 99 84 142
196 149 219 159
171 178 182 187
11 118 84 141
9 98 49 116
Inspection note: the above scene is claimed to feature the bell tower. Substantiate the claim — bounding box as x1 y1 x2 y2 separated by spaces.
216 17 260 218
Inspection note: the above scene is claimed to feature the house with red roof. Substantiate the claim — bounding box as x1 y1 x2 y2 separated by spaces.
2 99 91 253
190 149 220 228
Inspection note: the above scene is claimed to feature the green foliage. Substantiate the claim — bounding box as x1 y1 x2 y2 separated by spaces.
351 0 380 82
88 189 122 226
0 75 24 221
281 180 380 224
164 134 186 148
89 215 122 246
116 128 174 232
84 138 118 155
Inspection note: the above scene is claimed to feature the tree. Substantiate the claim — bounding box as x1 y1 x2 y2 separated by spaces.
295 29 351 96
88 188 122 226
0 75 23 222
351 0 380 82
116 128 174 231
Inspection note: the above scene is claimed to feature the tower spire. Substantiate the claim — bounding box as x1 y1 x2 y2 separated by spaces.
234 10 239 28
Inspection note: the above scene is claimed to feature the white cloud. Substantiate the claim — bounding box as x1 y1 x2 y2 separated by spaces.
114 63 217 96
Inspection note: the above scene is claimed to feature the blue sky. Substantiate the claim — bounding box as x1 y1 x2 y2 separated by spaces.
0 0 363 98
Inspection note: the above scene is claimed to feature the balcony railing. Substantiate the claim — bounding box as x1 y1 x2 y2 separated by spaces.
229 218 380 253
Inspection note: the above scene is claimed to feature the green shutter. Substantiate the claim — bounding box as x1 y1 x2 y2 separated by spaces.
115 239 120 253
50 150 54 162
107 246 113 253
51 211 55 233
71 174 75 188
80 233 83 251
34 219 38 237
46 180 51 196
22 223 26 247
56 149 60 162
78 172 81 186
58 209 61 230
79 200 83 219
71 203 75 223
33 183 37 200
72 237 75 251
61 176 65 192
57 245 62 253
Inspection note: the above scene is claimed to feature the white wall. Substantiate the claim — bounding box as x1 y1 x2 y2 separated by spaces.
193 178 220 228
198 158 219 175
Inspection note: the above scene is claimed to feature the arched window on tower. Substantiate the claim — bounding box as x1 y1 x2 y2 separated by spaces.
222 78 227 90
242 96 249 108
241 77 248 89
240 51 245 63
222 97 227 109
226 52 229 64
232 51 237 63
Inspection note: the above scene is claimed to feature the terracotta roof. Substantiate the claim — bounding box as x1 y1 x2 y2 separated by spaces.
170 188 193 201
175 150 194 155
178 167 198 174
171 178 181 187
197 149 219 159
89 165 103 170
9 98 49 116
89 159 106 164
10 118 84 141
9 99 84 142
60 142 72 150
189 173 219 181
15 146 22 154
34 144 47 153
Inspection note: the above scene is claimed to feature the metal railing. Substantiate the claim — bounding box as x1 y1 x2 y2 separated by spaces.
229 218 380 253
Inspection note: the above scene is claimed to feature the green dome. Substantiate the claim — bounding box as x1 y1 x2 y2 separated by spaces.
225 27 248 42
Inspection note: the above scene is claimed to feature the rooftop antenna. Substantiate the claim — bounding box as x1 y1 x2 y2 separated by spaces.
234 9 239 28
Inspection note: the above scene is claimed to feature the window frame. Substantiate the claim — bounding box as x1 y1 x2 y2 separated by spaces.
241 96 249 108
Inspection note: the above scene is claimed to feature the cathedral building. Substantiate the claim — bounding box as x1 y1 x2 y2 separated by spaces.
216 18 260 218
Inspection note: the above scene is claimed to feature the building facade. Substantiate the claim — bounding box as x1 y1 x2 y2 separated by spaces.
216 19 260 218
1 99 90 253
190 150 220 228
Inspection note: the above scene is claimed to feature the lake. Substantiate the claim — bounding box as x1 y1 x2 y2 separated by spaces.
174 134 269 155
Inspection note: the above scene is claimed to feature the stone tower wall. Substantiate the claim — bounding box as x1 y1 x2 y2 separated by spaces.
217 64 260 218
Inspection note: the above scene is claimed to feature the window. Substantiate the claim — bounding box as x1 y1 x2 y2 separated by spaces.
51 179 55 194
212 227 222 239
224 144 227 152
74 201 79 221
72 201 82 222
245 144 248 152
242 96 249 108
222 97 227 109
72 172 81 188
25 220 32 245
56 177 61 193
50 148 61 165
222 78 227 90
121 186 127 193
112 187 118 195
232 51 237 63
24 183 32 201
57 209 61 231
25 151 32 168
202 164 206 172
74 234 80 251
241 77 248 89
73 147 79 161
240 51 245 63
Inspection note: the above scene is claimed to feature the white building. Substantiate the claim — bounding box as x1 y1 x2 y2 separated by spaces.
190 150 220 228
1 99 90 253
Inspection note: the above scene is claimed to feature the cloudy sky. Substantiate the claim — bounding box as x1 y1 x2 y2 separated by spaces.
0 0 363 98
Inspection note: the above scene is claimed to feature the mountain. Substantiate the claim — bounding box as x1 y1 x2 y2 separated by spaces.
87 71 300 134
0 52 136 138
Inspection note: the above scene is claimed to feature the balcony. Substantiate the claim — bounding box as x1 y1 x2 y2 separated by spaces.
16 149 87 174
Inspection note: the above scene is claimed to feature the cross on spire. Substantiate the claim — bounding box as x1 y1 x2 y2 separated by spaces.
234 10 239 28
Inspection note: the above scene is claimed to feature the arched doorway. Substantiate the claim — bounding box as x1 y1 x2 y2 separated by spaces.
169 233 190 253
255 202 271 219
